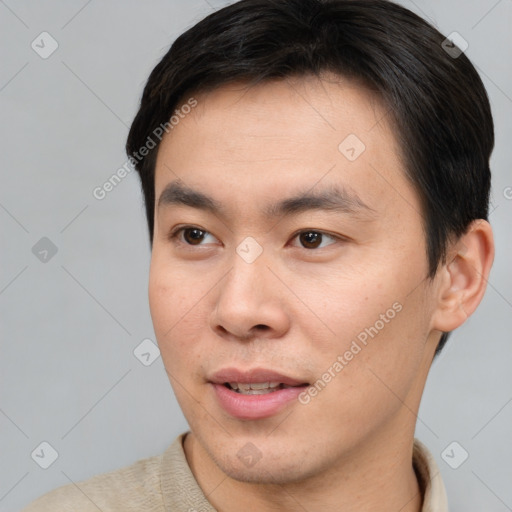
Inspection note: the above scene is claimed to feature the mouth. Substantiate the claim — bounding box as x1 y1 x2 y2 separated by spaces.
223 382 306 395
208 367 310 420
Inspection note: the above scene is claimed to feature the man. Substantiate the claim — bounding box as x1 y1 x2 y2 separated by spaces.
24 0 495 510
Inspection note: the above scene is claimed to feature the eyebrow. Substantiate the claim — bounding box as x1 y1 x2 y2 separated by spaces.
157 179 376 220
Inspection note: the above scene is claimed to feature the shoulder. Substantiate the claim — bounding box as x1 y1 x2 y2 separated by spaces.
21 450 166 512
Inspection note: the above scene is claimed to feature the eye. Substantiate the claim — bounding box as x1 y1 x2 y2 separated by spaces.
290 230 340 250
168 226 343 250
169 226 218 246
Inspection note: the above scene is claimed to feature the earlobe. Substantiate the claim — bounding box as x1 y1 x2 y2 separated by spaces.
431 219 494 333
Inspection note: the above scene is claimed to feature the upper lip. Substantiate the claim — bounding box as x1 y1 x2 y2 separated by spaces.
209 367 309 386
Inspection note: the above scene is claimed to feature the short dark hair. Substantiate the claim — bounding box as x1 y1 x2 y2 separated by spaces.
126 0 494 354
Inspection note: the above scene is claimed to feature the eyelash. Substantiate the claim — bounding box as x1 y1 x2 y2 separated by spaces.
167 225 345 250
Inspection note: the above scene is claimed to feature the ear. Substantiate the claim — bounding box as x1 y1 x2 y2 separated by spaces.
431 219 495 333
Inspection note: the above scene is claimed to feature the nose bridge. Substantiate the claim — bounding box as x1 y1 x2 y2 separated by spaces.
212 237 289 339
223 236 270 302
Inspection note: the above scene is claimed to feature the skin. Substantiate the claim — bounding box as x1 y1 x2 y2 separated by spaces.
149 75 494 512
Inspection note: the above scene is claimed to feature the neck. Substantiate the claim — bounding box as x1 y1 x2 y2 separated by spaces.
183 422 423 512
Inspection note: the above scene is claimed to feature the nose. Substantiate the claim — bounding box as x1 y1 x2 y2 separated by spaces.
210 248 291 342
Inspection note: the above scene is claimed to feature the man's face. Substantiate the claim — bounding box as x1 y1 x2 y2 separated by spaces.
149 76 441 483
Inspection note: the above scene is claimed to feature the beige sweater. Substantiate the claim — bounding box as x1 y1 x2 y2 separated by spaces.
22 434 448 511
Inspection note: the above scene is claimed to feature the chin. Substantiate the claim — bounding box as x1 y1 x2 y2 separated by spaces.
214 452 316 486
222 465 304 485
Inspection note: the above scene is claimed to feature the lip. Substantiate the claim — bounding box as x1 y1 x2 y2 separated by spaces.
209 367 308 387
209 367 309 420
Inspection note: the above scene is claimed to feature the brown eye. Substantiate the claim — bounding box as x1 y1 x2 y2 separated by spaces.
299 231 323 249
295 230 339 249
169 226 217 246
182 228 207 245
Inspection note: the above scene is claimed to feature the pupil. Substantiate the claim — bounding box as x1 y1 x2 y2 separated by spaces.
185 228 204 245
300 231 321 249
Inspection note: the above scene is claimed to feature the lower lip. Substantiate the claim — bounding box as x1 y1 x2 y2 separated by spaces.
211 383 307 420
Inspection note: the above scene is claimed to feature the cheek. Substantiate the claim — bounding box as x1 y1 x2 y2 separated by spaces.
148 261 200 365
305 250 431 381
336 282 430 404
148 264 215 425
293 262 398 345
148 253 203 330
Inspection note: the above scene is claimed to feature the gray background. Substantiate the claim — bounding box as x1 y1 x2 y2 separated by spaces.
0 1 510 510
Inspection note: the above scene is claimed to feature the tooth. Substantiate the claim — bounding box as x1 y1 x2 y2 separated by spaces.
238 388 275 395
249 382 271 390
227 382 287 393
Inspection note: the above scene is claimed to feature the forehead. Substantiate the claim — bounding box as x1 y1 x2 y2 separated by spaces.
154 76 416 222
